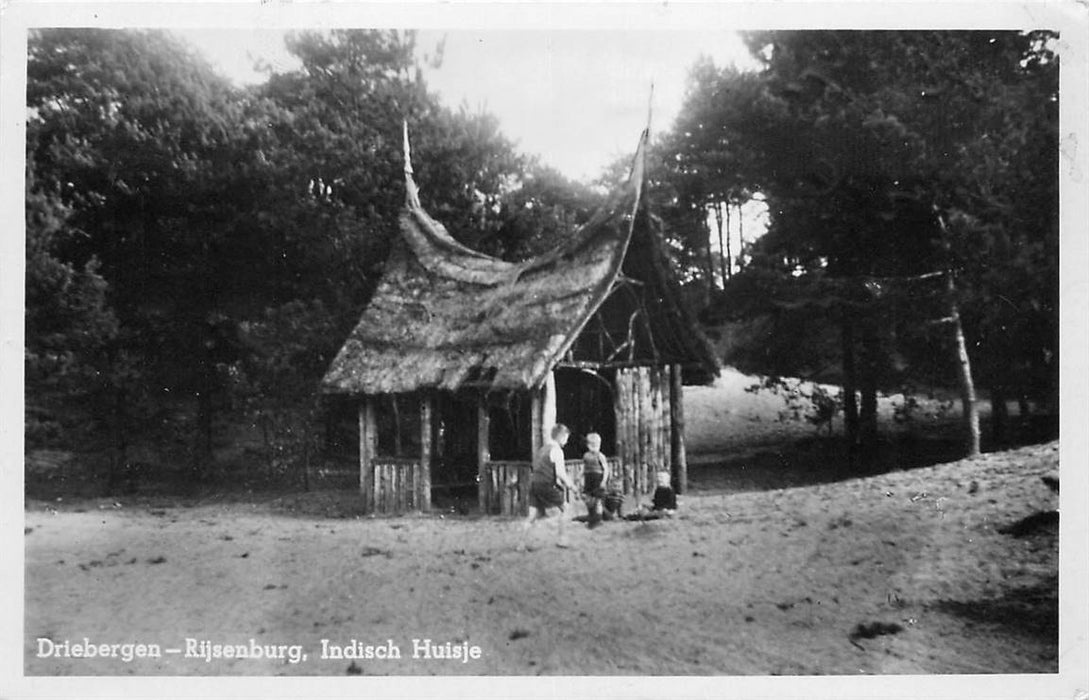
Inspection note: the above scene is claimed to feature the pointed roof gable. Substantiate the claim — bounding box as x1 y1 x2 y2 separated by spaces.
321 129 717 395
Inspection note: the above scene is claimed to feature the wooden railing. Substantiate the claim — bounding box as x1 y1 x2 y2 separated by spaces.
369 457 429 514
480 457 628 516
479 460 531 516
366 454 658 516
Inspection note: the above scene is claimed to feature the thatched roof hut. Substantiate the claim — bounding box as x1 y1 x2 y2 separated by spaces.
322 126 718 515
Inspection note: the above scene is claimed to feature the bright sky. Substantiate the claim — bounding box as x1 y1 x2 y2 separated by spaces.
175 28 760 183
415 30 761 181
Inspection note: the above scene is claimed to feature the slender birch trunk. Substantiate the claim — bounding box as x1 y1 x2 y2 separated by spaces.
714 202 728 286
737 200 745 270
724 200 733 281
841 315 859 446
947 271 981 457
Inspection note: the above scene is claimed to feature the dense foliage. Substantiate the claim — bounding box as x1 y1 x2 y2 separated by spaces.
25 29 1059 483
25 28 601 481
654 31 1058 449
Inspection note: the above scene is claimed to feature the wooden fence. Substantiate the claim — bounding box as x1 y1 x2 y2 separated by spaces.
368 457 430 514
481 457 656 516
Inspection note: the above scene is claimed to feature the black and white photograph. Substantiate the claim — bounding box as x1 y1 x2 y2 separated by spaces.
3 2 1087 698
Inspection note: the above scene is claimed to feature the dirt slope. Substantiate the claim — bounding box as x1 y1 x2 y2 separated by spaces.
24 441 1058 676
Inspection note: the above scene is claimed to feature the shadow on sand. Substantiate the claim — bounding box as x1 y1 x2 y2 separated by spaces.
686 416 1058 495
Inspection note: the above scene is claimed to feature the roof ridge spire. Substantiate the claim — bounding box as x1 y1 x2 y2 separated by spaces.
627 84 653 186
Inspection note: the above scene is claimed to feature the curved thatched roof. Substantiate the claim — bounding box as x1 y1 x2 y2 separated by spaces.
322 130 717 395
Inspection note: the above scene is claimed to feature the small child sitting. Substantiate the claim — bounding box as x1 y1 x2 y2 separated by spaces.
602 488 625 521
651 470 677 513
623 469 678 521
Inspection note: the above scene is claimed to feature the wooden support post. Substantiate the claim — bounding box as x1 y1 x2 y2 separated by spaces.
543 370 557 447
612 370 624 494
613 368 634 497
391 395 404 457
670 364 687 494
359 396 376 511
531 370 557 456
625 368 637 495
660 367 672 474
375 460 383 513
477 393 490 513
531 390 543 458
637 366 651 494
644 367 653 481
420 392 433 512
651 367 665 476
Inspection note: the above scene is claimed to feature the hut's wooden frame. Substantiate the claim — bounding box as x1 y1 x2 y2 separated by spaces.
324 128 717 515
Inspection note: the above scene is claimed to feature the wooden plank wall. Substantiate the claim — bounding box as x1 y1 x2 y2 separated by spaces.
670 364 687 493
419 393 433 512
480 461 533 516
615 368 634 495
358 392 434 515
477 395 490 513
613 366 673 498
359 398 376 507
370 458 428 514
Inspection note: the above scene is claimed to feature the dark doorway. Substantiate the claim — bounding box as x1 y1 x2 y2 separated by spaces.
486 391 533 461
431 392 480 511
432 392 479 487
375 394 421 458
555 367 616 460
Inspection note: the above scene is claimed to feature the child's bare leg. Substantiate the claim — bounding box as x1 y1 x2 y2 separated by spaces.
585 496 602 527
517 509 539 551
556 510 569 547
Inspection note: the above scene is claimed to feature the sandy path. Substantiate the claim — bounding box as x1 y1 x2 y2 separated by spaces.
24 442 1057 676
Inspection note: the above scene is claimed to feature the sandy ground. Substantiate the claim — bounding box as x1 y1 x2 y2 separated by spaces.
24 438 1058 677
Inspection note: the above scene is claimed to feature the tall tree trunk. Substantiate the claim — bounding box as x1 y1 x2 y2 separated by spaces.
108 386 129 494
991 384 1009 446
858 316 879 450
194 383 214 479
301 415 312 492
260 411 274 478
192 334 216 479
859 384 878 447
703 224 716 298
934 212 981 457
737 201 745 270
713 202 728 285
724 200 733 281
1017 394 1031 420
947 272 981 456
841 315 859 446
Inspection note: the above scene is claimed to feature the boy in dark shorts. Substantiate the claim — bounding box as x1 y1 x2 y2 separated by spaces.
517 424 577 551
581 432 611 528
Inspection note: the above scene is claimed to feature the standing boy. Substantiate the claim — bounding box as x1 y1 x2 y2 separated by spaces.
581 432 610 528
517 424 577 550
